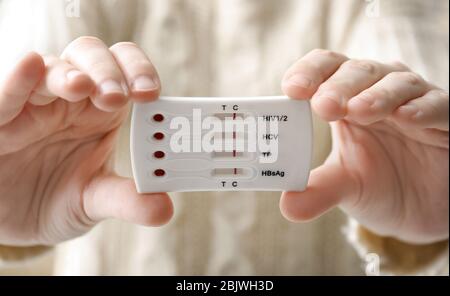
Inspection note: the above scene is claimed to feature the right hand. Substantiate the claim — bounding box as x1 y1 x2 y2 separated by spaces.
0 37 173 246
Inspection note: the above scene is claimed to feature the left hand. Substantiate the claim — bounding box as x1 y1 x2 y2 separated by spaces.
279 49 449 244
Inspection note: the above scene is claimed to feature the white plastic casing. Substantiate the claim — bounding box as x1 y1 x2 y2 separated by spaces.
131 96 312 193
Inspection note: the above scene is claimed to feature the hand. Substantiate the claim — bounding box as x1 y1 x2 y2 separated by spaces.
280 49 449 244
0 37 173 246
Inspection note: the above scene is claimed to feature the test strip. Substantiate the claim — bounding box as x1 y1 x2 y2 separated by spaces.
131 96 313 192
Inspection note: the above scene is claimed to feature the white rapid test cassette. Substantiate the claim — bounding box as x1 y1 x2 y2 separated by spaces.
130 96 313 193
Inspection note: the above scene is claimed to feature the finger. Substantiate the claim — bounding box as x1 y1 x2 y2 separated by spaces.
311 60 407 121
393 89 449 131
61 36 128 112
109 42 160 102
282 49 348 99
280 163 359 222
347 72 431 125
0 52 45 125
29 56 95 105
83 175 173 226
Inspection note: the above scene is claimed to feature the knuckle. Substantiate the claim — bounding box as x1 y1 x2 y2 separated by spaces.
389 71 423 85
385 71 401 80
342 59 379 75
317 81 348 95
364 88 390 101
402 72 424 85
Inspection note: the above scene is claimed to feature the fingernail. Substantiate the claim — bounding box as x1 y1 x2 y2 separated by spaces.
66 70 84 82
133 76 158 91
100 80 125 95
287 74 312 89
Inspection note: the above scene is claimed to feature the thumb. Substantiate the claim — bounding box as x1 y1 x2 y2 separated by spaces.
83 174 173 226
280 163 359 222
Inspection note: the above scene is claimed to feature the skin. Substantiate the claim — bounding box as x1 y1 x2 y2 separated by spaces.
0 39 448 246
280 49 448 244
